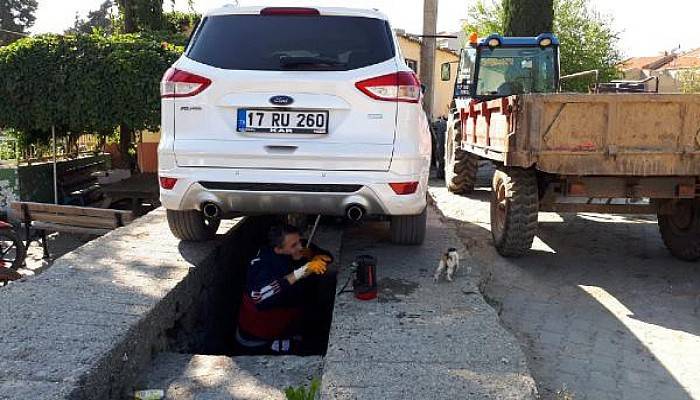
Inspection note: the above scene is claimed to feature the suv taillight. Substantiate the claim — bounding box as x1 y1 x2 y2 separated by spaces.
389 182 419 195
355 72 421 103
161 68 212 98
159 177 178 190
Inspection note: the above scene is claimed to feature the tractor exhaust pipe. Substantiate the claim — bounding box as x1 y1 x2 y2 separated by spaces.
202 202 221 219
346 205 365 222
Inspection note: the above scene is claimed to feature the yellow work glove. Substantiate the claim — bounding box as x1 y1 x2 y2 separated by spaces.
306 255 331 275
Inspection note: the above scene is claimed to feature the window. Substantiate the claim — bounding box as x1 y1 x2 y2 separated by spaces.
476 47 556 96
405 58 418 73
187 15 395 71
455 48 476 97
441 62 451 81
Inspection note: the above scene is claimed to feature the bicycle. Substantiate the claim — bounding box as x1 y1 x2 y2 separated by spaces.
0 221 26 283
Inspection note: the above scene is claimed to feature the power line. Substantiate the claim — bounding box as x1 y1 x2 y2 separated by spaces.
0 28 29 37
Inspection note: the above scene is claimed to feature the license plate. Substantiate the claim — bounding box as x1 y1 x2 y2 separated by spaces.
237 109 329 134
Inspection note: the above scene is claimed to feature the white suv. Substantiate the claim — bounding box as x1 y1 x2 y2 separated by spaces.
159 6 431 244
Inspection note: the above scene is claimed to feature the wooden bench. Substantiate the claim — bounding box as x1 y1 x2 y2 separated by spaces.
10 202 135 260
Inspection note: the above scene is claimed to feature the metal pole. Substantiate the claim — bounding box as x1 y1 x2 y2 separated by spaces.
420 0 438 119
306 215 322 248
52 126 58 204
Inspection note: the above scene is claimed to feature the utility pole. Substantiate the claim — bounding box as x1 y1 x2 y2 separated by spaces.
420 0 438 119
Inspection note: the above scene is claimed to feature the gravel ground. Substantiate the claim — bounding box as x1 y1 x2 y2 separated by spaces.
16 232 94 278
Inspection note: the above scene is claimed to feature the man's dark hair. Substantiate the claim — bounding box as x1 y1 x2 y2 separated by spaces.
268 224 301 248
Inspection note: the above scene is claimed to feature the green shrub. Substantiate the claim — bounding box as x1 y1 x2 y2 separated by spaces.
0 32 183 144
285 378 321 400
163 11 201 36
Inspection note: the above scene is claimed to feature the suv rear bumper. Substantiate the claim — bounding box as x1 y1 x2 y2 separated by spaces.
159 167 428 217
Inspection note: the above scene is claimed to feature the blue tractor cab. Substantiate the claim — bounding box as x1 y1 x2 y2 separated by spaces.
455 33 561 100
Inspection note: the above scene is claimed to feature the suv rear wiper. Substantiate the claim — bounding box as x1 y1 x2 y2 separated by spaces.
279 56 346 68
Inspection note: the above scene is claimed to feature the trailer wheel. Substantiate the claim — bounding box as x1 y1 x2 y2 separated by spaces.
658 199 700 262
490 167 539 257
444 115 479 194
167 209 220 241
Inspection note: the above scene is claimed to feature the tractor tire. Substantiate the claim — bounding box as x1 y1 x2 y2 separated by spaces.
444 113 478 194
166 209 220 241
390 207 427 245
433 128 446 179
658 199 700 262
490 167 539 257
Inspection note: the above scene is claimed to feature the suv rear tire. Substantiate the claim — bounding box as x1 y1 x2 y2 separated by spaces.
390 207 427 245
167 209 220 241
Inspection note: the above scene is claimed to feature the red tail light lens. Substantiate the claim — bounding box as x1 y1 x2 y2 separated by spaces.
260 7 320 15
389 182 419 195
159 177 178 190
355 72 421 103
161 68 212 98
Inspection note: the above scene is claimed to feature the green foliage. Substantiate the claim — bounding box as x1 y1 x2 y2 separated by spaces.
0 130 18 161
115 0 164 33
163 11 201 35
462 0 621 92
503 0 553 36
463 0 503 37
677 69 700 94
285 378 320 400
0 0 38 46
555 0 621 91
0 33 183 144
68 2 198 38
67 0 116 35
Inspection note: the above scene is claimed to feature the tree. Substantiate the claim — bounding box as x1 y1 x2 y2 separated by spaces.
463 0 503 37
678 69 700 94
112 0 165 165
555 0 621 90
115 0 164 33
0 33 183 165
463 0 621 92
162 11 201 36
0 0 38 46
503 0 553 36
67 0 115 35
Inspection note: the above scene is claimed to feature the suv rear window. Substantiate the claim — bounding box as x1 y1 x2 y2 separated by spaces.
186 14 395 71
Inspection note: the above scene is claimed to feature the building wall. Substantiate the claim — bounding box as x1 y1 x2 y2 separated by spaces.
397 36 460 119
138 131 160 173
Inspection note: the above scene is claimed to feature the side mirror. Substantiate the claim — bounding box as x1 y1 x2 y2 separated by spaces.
440 63 451 81
421 84 427 94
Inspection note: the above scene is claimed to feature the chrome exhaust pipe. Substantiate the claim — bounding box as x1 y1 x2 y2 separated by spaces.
346 205 365 222
202 202 221 219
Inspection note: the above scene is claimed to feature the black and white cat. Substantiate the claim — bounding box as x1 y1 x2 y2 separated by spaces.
433 247 460 282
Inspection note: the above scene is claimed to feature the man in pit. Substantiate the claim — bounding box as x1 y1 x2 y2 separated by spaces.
236 224 336 355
